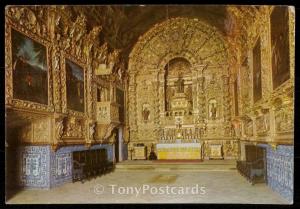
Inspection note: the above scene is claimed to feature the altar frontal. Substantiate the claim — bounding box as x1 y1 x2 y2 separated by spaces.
156 143 202 160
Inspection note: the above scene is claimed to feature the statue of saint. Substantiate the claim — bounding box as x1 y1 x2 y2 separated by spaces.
210 103 217 120
175 74 184 93
142 106 150 121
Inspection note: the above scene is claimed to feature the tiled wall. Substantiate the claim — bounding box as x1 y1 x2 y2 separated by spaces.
18 144 114 189
266 145 294 203
18 146 51 189
50 149 73 187
50 144 114 187
258 144 294 203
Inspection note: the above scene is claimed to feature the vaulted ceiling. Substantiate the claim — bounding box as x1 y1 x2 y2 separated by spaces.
68 5 260 62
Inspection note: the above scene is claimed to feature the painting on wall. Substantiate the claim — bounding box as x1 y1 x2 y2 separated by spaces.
253 38 262 103
66 59 84 112
271 7 290 89
11 29 48 104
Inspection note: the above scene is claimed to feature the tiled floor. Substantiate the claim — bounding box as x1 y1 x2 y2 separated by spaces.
6 169 288 204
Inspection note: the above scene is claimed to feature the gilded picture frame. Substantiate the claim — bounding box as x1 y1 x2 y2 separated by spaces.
5 18 54 112
62 54 87 117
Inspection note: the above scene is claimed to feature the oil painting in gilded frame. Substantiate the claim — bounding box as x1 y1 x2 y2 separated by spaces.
252 37 262 103
271 6 290 89
11 29 48 105
65 59 85 112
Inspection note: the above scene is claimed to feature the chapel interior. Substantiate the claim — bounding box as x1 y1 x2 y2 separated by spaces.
5 5 294 204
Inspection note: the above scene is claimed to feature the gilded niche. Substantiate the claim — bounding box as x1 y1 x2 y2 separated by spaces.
164 58 193 116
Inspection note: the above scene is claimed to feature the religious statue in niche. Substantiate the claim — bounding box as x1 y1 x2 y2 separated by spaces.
142 104 150 122
209 99 217 120
175 74 184 93
98 86 110 102
100 87 106 102
164 58 192 112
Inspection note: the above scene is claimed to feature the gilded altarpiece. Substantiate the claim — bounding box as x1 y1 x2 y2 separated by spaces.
127 17 239 159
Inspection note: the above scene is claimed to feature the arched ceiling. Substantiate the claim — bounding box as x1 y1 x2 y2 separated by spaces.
129 17 228 75
68 5 260 62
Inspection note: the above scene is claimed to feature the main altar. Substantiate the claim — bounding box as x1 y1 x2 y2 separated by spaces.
156 143 202 160
156 74 203 160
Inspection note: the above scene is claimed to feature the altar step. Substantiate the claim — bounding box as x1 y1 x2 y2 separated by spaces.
115 160 237 172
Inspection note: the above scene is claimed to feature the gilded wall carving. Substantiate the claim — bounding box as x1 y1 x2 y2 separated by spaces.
256 112 270 136
5 6 294 154
275 105 293 135
5 6 123 148
244 118 253 137
54 117 64 144
232 6 294 146
17 117 51 145
33 119 51 143
63 116 85 139
19 124 32 143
